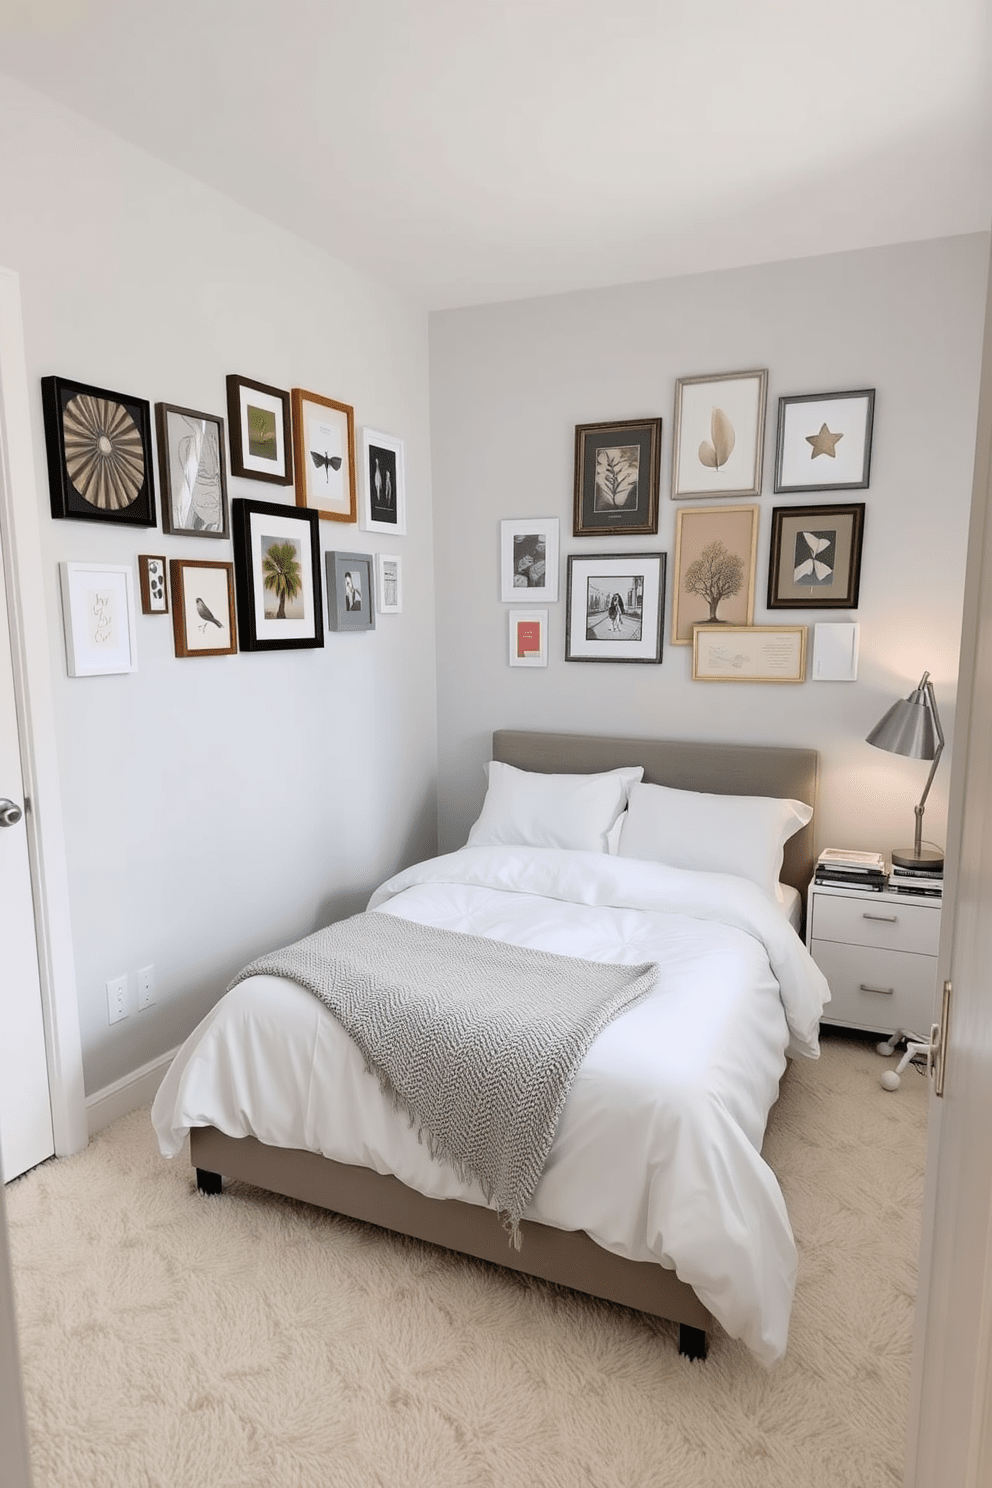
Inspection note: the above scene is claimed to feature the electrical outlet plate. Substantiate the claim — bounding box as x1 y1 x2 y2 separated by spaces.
106 974 128 1024
136 964 155 1010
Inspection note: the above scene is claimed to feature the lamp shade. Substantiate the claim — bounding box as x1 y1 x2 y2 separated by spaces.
865 684 937 760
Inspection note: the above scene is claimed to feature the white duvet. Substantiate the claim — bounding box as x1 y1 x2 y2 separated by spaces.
153 846 831 1365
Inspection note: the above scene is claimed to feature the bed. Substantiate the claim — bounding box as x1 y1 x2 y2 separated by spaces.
152 730 826 1366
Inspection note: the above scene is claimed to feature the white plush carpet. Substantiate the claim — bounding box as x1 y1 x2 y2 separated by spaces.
7 1030 927 1488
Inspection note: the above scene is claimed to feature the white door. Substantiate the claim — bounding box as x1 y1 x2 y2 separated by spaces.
0 520 54 1181
906 244 992 1485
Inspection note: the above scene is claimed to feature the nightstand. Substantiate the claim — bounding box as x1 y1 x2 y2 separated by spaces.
806 879 941 1035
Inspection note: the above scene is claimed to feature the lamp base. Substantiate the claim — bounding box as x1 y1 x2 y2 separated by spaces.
891 846 944 872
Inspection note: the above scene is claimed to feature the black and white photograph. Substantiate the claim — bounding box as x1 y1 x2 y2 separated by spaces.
360 427 406 534
565 552 665 663
573 417 662 536
155 402 229 536
499 517 559 602
326 550 376 632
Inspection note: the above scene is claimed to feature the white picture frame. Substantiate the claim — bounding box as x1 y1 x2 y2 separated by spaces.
59 562 137 676
376 553 403 613
672 369 768 499
499 517 559 602
359 428 406 534
508 608 548 667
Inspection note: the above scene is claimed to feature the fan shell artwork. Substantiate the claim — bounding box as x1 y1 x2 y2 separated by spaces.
62 393 145 510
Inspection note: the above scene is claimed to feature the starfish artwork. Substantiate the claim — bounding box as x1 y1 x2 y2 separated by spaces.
805 423 844 459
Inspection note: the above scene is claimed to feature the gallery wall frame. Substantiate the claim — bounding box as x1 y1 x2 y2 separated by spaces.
774 389 875 493
565 552 665 664
671 369 768 500
58 562 137 676
573 417 661 536
360 428 406 535
42 375 156 526
293 388 357 522
508 608 548 667
767 502 866 609
692 624 808 683
326 550 376 632
155 402 229 536
231 497 323 652
169 559 237 658
500 517 559 602
137 554 168 614
376 553 402 613
671 503 759 645
226 374 293 485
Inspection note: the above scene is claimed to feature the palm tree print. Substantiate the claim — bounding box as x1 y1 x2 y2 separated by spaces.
262 539 302 619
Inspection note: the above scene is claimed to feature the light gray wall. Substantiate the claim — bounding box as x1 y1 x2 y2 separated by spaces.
0 75 438 1095
429 235 989 859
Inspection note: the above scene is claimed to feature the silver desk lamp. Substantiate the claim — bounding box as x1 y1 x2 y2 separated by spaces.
865 671 944 870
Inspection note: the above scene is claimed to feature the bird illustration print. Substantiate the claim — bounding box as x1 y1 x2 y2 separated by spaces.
195 597 223 633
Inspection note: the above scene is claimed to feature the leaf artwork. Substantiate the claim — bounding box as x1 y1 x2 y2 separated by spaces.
594 445 639 511
698 408 735 471
793 530 835 586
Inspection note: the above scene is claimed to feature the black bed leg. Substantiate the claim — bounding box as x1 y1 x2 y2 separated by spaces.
678 1324 708 1361
196 1168 223 1195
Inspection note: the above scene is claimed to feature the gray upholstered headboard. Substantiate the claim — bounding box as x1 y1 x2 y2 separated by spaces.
492 729 819 897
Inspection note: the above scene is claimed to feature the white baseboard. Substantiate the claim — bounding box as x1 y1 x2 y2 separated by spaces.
86 1047 179 1137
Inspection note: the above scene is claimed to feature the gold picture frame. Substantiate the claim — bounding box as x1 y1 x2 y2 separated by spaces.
692 624 808 683
671 503 759 645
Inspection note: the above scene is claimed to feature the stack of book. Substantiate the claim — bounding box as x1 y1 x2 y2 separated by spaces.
814 848 888 892
889 862 943 898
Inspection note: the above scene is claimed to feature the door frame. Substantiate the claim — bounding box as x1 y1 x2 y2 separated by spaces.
0 265 85 1159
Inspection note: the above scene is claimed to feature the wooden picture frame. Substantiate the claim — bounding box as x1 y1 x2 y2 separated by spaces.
325 550 375 632
137 555 169 615
671 369 768 500
169 559 237 658
376 553 402 613
58 562 137 676
499 518 559 602
692 624 808 683
508 608 548 667
767 503 866 609
573 417 661 536
774 390 875 493
231 497 323 652
292 388 357 522
42 376 156 526
671 503 759 645
565 552 665 664
360 428 406 534
226 374 293 485
155 402 229 536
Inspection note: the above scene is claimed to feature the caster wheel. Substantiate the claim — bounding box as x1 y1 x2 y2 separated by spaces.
881 1070 901 1092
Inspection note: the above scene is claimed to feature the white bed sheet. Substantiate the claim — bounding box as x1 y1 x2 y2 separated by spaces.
153 846 829 1365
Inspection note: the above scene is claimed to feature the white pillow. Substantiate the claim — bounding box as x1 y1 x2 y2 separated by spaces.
615 780 813 901
467 761 644 854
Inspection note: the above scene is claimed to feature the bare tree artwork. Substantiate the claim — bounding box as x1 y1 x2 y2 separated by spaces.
683 539 744 622
594 445 638 511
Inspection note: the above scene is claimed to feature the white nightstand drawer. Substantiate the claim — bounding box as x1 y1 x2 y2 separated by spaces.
813 939 938 1033
811 892 940 956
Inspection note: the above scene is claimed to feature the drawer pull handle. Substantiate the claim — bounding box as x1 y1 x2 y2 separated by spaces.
862 912 898 923
860 982 895 996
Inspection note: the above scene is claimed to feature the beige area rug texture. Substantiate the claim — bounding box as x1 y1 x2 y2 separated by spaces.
7 1032 926 1488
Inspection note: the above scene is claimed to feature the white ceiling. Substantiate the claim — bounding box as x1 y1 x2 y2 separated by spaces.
4 0 991 308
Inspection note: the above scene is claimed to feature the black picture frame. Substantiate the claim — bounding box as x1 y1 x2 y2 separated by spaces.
774 389 875 494
226 374 293 485
325 551 376 632
231 497 323 651
155 402 229 537
565 551 666 663
41 375 156 526
767 503 866 610
573 417 662 536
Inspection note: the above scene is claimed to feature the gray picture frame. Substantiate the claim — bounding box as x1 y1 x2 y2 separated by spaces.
155 402 229 537
774 389 875 493
325 550 376 632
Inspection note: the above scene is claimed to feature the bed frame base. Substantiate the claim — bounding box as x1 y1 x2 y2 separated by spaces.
191 1127 711 1360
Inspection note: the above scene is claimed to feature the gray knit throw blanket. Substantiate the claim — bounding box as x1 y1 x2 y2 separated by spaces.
230 911 658 1244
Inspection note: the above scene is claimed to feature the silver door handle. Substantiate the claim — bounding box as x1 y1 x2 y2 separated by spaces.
0 798 23 827
860 982 895 995
862 912 898 922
